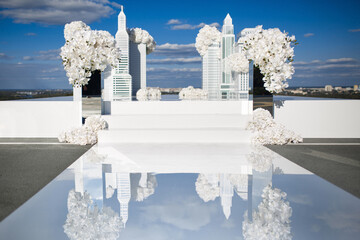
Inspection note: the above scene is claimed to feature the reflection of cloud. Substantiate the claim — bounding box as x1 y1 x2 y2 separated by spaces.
140 196 216 230
0 0 115 25
287 194 312 205
316 211 360 233
221 218 235 229
122 224 184 240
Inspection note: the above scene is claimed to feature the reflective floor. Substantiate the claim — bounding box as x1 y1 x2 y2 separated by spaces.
0 144 359 239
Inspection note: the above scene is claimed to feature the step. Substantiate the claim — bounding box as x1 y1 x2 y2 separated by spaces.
102 114 252 129
97 128 253 144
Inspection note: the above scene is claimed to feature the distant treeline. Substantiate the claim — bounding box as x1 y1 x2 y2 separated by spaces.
0 90 73 101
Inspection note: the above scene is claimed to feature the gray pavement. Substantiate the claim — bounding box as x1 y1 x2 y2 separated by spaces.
267 139 360 198
0 142 91 221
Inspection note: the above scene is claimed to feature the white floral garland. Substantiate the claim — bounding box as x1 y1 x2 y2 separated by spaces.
247 145 275 172
58 115 107 145
225 52 249 73
246 108 302 145
136 88 161 101
179 86 208 100
242 184 292 240
238 25 296 93
60 21 119 87
128 28 156 54
195 25 221 56
64 189 122 240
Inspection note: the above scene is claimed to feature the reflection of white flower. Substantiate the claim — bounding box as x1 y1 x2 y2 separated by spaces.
247 145 275 172
195 25 221 56
64 189 122 240
246 108 302 145
242 184 292 240
238 25 296 93
136 88 161 101
225 52 249 73
195 174 220 202
179 86 208 100
58 115 107 145
134 174 157 202
128 28 156 54
60 21 119 87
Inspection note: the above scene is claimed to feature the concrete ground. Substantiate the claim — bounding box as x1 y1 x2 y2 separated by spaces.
0 139 91 221
0 138 359 222
267 138 360 198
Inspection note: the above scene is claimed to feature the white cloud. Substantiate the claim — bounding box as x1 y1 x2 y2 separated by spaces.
0 0 115 25
167 19 182 25
0 52 12 59
148 57 201 64
171 22 220 30
326 58 357 63
23 49 61 61
304 33 314 37
25 32 36 36
110 1 122 9
152 43 197 57
348 29 360 32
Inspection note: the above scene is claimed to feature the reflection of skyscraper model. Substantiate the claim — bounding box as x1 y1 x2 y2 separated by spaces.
129 42 146 96
220 174 234 219
113 6 132 101
117 172 131 227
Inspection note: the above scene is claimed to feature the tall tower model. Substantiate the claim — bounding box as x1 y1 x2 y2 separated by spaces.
220 14 235 100
202 42 221 100
113 6 132 101
129 42 146 96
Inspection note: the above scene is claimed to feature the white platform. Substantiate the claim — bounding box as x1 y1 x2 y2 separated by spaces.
98 101 253 144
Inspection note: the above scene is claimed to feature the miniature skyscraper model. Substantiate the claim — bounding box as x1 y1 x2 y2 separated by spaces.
113 6 132 101
221 14 235 100
202 42 221 100
201 14 252 101
129 41 146 97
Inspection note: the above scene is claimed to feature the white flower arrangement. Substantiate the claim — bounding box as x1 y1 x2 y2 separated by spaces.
246 108 302 145
58 115 107 145
238 25 296 93
179 86 208 100
136 88 161 101
225 52 250 73
195 25 221 56
60 21 119 87
64 189 122 240
128 28 156 54
195 174 220 202
242 184 292 240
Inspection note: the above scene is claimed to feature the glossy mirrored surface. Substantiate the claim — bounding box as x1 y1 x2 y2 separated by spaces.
0 143 359 239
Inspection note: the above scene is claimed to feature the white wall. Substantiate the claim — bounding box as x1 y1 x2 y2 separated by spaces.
274 100 360 138
0 101 82 138
109 100 253 115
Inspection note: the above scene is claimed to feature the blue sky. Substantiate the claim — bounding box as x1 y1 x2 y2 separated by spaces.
0 0 359 89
